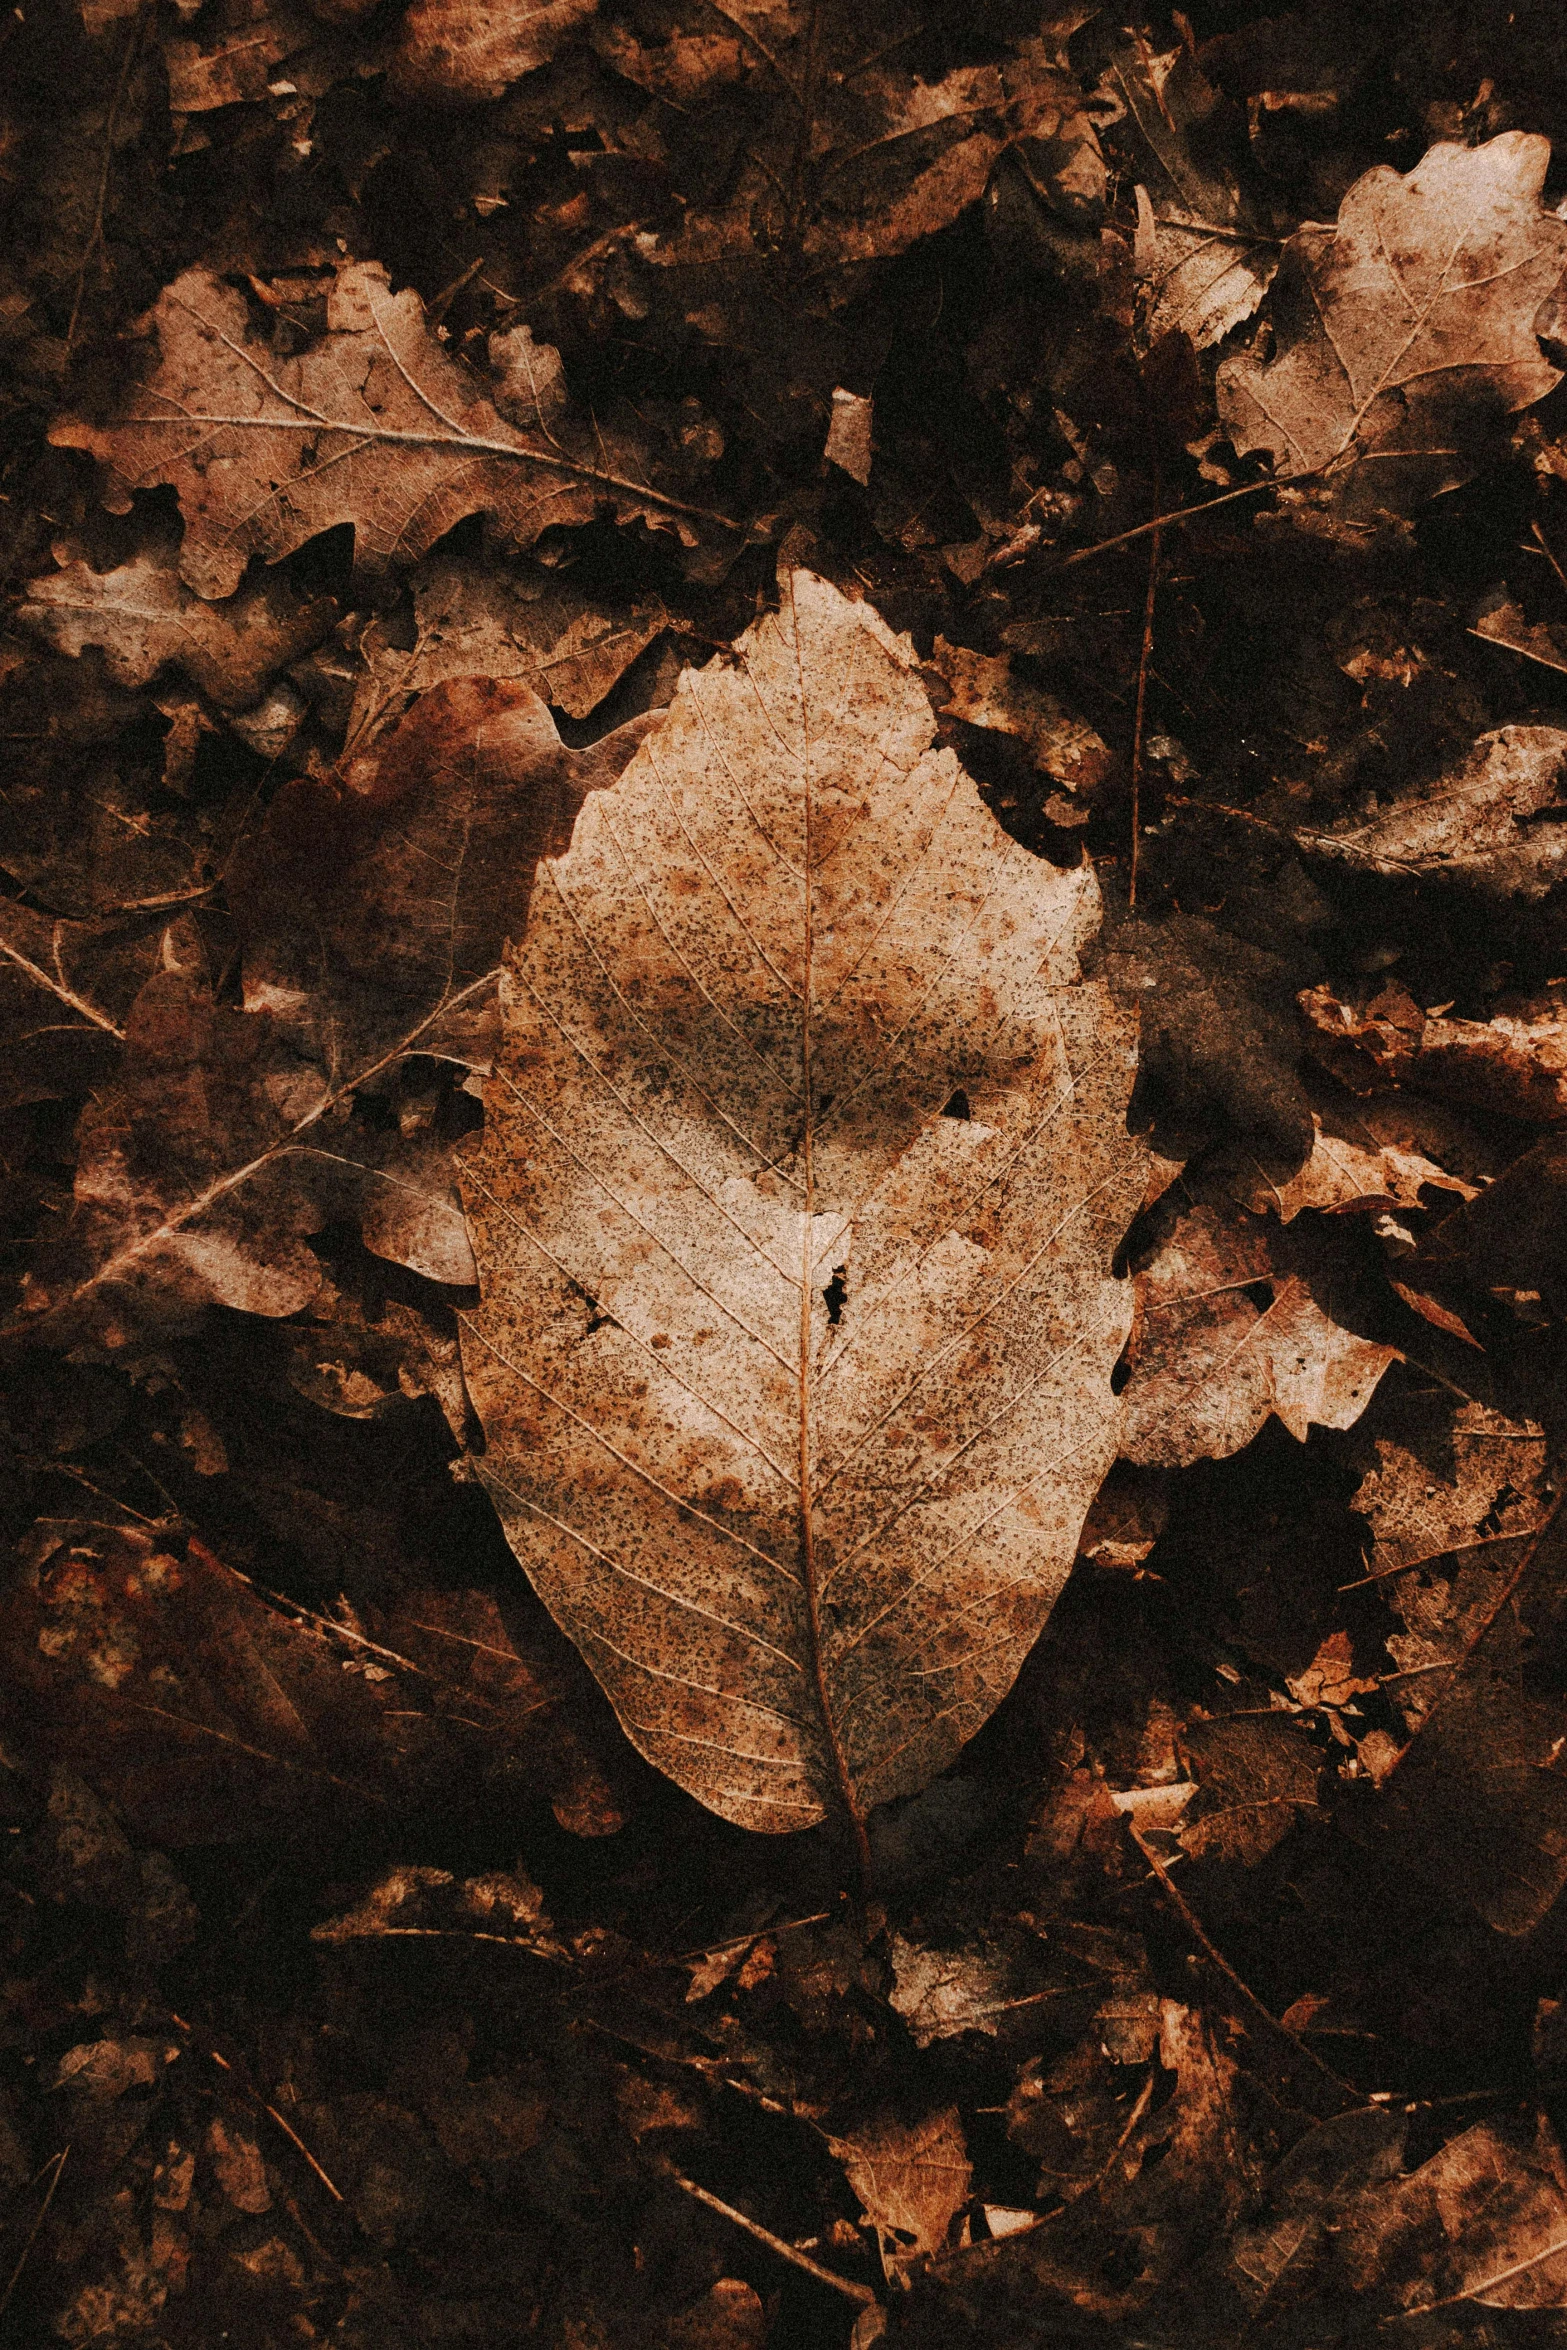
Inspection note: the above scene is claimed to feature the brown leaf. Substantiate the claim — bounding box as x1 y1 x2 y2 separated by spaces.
0 1522 586 1846
1104 39 1278 352
931 638 1112 799
1295 723 1567 896
348 551 667 750
1179 1714 1322 1867
0 900 166 1108
1119 1197 1397 1468
18 538 336 712
30 681 651 1332
1340 2118 1567 2313
1349 1392 1551 1731
826 2106 971 2279
459 570 1146 1835
592 9 1089 277
388 0 595 104
1217 134 1567 516
1221 1095 1481 1222
50 264 735 601
1473 590 1567 677
1302 975 1567 1127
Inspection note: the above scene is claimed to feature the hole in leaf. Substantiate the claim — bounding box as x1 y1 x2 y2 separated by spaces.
823 1267 848 1325
942 1088 971 1120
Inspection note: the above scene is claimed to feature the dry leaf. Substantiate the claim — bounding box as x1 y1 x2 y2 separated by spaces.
348 551 666 750
18 538 336 712
1301 975 1567 1127
0 1521 592 1846
51 264 734 600
1223 1101 1479 1221
1106 40 1278 351
1296 725 1567 898
827 2106 971 2279
388 0 595 103
1218 134 1567 515
931 638 1112 798
1119 1197 1396 1468
1473 591 1567 677
460 570 1145 1836
27 681 651 1335
1179 1714 1322 1866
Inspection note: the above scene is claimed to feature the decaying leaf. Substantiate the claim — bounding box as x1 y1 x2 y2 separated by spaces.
1218 134 1567 516
590 6 1077 280
51 264 734 600
0 1522 594 1847
27 680 652 1333
931 637 1112 801
1296 724 1567 899
1179 1713 1322 1866
1106 38 1278 352
1221 1098 1480 1222
18 537 336 712
1302 974 1567 1127
1119 1195 1397 1468
826 2105 971 2279
460 570 1146 1837
388 0 596 103
347 550 667 751
1349 1393 1552 1732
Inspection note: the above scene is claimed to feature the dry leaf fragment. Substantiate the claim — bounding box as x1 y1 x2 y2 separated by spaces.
50 264 733 602
827 2106 971 2280
1179 1714 1322 1867
1296 725 1567 899
460 570 1145 1837
1339 2119 1567 2312
1302 975 1567 1127
1223 1101 1479 1222
18 540 336 712
931 639 1111 799
825 391 875 486
1119 1198 1396 1468
1106 40 1278 351
388 0 595 103
205 2118 271 2215
1473 591 1567 677
1218 134 1567 515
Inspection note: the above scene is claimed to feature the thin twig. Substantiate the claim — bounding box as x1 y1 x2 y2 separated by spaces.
1128 490 1162 909
1126 1820 1354 2103
667 2171 877 2305
0 2149 68 2332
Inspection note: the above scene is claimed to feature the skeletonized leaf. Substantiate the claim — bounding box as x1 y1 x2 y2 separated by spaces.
1218 134 1567 516
460 570 1145 1837
50 264 735 600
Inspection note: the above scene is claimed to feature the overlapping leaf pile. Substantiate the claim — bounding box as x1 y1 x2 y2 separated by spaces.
8 0 1567 2342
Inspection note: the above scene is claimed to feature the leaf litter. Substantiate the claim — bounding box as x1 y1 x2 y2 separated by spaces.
9 3 1567 2344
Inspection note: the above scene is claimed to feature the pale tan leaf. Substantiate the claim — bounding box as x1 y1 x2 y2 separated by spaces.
50 264 735 601
1296 725 1567 899
460 570 1144 1837
1218 135 1567 515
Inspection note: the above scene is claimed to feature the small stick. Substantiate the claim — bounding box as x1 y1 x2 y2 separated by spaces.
667 2170 878 2305
0 2149 68 2329
1126 1821 1354 2102
1128 485 1162 910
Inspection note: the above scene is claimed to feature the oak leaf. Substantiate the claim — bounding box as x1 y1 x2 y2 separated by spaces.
460 570 1145 1838
1217 134 1567 517
50 264 735 601
1119 1196 1396 1468
19 536 336 712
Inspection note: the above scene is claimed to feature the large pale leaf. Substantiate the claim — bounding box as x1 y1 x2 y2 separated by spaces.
459 571 1144 1839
